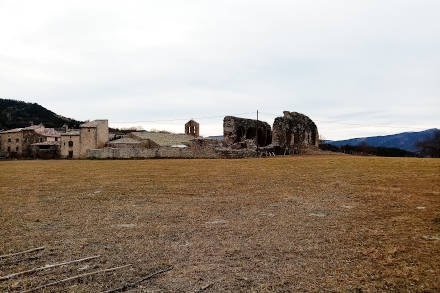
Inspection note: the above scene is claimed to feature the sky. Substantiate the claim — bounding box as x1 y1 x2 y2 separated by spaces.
1 0 439 140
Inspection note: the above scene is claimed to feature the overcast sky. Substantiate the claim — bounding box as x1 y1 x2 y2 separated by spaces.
1 0 439 139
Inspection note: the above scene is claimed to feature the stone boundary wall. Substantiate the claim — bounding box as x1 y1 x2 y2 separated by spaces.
87 139 221 159
87 139 259 159
88 146 218 159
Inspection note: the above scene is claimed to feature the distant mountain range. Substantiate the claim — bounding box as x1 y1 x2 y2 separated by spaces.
0 99 82 130
327 129 440 152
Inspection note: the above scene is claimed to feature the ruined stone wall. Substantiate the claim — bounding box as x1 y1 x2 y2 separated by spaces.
87 138 261 159
87 138 217 159
185 120 200 137
88 146 194 159
223 116 272 147
107 142 143 149
272 111 319 154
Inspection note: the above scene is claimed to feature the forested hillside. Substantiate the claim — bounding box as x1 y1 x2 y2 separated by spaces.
0 99 82 130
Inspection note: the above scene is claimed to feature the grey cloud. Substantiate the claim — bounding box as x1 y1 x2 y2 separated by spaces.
0 0 439 139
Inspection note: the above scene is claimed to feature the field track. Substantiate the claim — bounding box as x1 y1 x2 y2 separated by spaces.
1 155 439 292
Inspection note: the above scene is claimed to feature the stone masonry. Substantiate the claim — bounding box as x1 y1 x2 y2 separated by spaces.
223 116 272 148
272 111 319 154
185 120 199 137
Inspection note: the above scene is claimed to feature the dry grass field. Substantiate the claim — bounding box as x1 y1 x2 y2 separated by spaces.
0 155 439 292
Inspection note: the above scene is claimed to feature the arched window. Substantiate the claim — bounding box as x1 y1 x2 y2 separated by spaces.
236 126 245 141
246 127 256 139
286 130 292 146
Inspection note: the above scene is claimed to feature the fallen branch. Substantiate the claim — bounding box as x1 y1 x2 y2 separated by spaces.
0 247 45 259
100 266 173 293
0 255 100 281
21 264 132 293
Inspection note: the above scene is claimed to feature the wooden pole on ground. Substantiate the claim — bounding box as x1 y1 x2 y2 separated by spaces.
0 247 45 259
0 255 100 281
21 264 131 293
100 266 173 293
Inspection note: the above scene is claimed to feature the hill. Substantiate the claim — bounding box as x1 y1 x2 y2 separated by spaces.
327 128 440 152
0 99 82 130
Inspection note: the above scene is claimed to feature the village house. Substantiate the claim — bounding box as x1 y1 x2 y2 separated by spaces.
60 131 80 159
0 125 61 158
0 119 109 159
60 120 109 159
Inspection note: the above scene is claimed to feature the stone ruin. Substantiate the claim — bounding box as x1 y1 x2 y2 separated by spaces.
272 111 319 154
223 116 272 149
88 111 319 159
185 120 199 137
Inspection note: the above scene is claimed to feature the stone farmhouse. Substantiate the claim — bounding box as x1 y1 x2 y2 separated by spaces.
0 111 319 159
0 125 61 159
60 120 109 159
0 120 109 159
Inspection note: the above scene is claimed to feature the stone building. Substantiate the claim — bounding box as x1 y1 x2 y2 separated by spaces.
30 141 61 159
60 120 109 159
272 111 319 154
0 125 60 158
223 116 272 147
60 131 80 159
79 120 109 158
185 120 199 137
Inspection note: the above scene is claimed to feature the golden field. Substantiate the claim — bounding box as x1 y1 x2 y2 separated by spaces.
0 155 439 292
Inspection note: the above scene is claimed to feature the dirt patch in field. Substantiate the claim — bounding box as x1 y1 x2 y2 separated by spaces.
0 155 439 292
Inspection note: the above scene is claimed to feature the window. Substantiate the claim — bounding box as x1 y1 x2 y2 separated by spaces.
68 141 74 147
24 138 27 143
7 146 10 152
88 129 90 132
16 138 19 143
63 142 66 146
246 127 256 139
40 138 43 142
8 138 11 143
16 146 18 152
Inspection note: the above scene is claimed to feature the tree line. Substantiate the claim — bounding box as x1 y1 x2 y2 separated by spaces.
319 130 440 158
